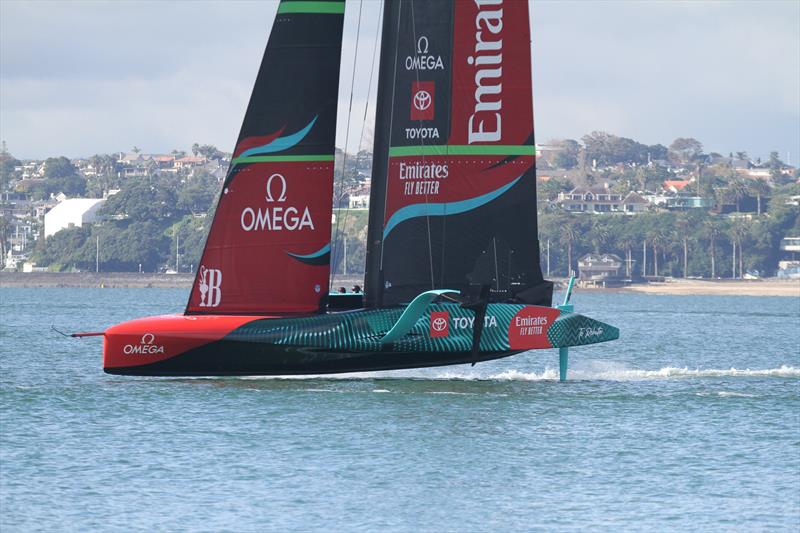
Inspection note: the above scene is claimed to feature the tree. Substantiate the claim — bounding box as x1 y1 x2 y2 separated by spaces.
647 144 669 162
669 138 703 165
749 178 770 216
637 164 671 192
87 221 170 272
675 214 691 278
0 213 11 261
28 157 87 199
588 220 610 254
552 139 581 169
43 157 77 179
581 131 649 167
538 177 574 201
131 146 141 154
194 144 224 161
0 144 20 193
703 218 723 278
645 222 670 276
100 179 178 222
768 151 785 169
177 170 220 214
726 175 750 212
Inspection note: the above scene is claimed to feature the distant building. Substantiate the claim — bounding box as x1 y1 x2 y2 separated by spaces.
663 180 691 194
557 185 649 214
578 253 625 285
44 198 106 238
347 186 370 209
175 156 207 169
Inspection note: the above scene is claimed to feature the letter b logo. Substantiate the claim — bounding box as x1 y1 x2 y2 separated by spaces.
198 267 223 307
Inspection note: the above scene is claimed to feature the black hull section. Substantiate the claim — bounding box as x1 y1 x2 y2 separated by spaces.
105 341 524 377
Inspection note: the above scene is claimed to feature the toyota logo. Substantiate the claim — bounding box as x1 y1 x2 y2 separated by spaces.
413 90 432 111
431 317 448 332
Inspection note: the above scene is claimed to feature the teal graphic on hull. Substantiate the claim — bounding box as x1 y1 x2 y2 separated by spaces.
226 303 618 353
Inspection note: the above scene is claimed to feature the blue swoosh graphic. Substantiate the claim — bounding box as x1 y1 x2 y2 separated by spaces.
239 116 318 157
287 242 331 260
383 177 521 239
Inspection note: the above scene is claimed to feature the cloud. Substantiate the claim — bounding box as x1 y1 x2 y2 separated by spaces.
1 0 798 162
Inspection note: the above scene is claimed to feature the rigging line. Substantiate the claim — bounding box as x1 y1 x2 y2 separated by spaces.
409 0 435 290
493 237 499 290
330 0 364 289
440 0 456 290
378 0 403 272
336 0 383 288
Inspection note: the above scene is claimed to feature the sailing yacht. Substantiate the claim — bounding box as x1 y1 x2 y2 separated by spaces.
89 0 618 377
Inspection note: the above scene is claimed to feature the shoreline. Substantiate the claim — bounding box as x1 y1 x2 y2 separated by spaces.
0 272 366 290
2 272 798 297
615 278 799 297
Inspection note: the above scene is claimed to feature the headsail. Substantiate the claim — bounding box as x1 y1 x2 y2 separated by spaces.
366 0 551 308
187 0 345 315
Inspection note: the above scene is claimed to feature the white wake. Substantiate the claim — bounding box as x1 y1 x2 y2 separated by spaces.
241 365 799 382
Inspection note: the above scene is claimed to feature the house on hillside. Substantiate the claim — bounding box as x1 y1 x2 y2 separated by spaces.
663 180 691 194
347 186 370 209
175 156 207 170
557 185 649 214
578 253 625 287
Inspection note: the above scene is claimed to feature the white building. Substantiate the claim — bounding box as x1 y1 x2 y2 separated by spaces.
44 198 106 238
347 186 371 209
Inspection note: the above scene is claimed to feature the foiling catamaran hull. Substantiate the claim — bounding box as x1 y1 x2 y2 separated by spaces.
102 299 618 376
85 1 621 378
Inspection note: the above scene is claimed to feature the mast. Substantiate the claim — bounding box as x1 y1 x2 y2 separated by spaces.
365 0 401 308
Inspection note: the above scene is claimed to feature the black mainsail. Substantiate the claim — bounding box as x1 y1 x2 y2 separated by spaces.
365 0 552 308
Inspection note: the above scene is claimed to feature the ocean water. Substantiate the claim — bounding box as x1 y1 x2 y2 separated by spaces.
1 287 798 532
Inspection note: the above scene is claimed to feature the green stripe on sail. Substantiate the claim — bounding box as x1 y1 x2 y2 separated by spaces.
388 145 536 157
232 155 335 165
277 1 345 14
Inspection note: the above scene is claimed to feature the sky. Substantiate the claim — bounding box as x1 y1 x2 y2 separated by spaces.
1 0 798 163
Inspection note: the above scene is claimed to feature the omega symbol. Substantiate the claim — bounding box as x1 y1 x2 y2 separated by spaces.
266 173 287 203
416 36 429 54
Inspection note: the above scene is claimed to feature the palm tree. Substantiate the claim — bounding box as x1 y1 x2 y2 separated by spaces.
674 215 691 278
726 175 749 212
728 221 748 278
750 178 770 216
588 221 610 254
618 234 637 278
649 227 671 277
703 218 723 278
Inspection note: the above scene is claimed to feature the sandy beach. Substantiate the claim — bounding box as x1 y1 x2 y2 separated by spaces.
618 278 800 297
